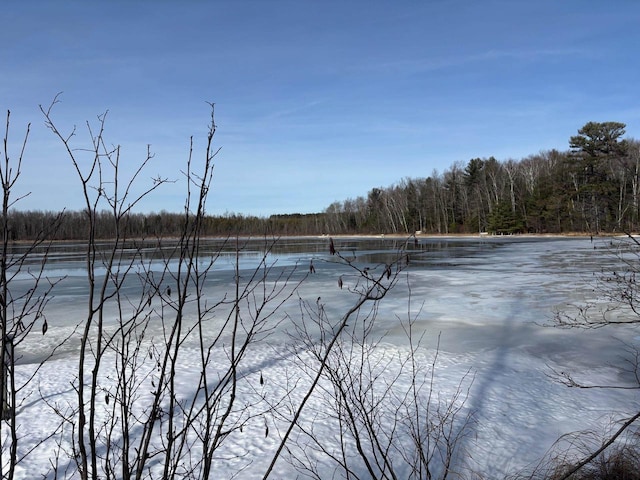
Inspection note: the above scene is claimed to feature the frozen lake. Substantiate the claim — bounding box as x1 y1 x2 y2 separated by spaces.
5 235 640 478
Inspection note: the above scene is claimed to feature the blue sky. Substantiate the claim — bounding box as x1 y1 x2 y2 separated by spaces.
2 1 640 216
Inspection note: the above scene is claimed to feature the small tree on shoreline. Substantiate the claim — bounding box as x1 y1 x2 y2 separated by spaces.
0 109 65 479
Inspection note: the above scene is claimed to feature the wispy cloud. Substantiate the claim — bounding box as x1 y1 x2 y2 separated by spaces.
352 46 595 76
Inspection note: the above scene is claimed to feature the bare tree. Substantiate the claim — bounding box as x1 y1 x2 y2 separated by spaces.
0 109 65 479
40 93 176 479
39 98 321 479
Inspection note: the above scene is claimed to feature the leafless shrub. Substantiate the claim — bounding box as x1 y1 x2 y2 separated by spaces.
0 97 477 480
544 234 640 480
280 256 475 479
0 109 65 479
520 424 640 480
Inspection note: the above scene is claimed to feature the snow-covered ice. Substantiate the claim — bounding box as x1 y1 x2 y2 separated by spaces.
4 236 639 478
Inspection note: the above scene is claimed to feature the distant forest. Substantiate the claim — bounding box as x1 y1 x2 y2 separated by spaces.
8 121 640 240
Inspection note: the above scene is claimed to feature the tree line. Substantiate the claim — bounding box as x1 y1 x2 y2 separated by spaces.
323 121 640 235
8 121 639 240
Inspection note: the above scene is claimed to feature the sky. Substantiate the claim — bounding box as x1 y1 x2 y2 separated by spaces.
2 1 640 217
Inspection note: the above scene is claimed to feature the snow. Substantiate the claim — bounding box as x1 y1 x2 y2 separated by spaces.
3 236 640 478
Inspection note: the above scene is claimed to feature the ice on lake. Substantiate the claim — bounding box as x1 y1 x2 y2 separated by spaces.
5 235 640 478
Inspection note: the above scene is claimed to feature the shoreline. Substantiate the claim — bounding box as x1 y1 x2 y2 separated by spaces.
8 231 627 246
